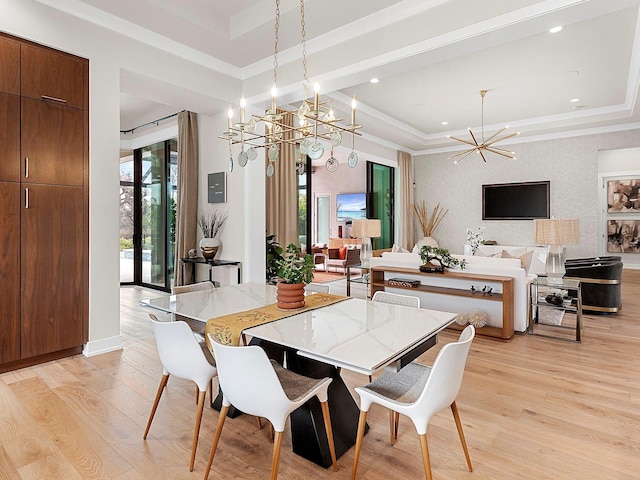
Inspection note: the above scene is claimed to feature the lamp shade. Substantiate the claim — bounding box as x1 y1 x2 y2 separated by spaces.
352 219 381 238
533 219 579 245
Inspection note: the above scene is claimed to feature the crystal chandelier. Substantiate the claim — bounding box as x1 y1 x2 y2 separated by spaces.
448 90 519 163
219 0 362 177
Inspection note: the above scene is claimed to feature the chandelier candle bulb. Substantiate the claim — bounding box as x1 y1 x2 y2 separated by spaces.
351 96 357 126
270 85 277 114
314 81 320 112
240 97 246 123
227 106 233 131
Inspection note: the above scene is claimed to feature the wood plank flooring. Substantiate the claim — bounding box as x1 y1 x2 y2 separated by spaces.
1 271 639 479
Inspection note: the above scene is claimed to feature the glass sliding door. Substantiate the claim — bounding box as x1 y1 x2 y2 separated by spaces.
367 162 394 249
316 194 330 245
119 139 176 291
119 150 134 283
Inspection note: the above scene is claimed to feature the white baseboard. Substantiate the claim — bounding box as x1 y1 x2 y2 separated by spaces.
82 335 123 357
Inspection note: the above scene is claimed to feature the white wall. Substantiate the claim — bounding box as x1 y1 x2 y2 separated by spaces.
413 129 640 263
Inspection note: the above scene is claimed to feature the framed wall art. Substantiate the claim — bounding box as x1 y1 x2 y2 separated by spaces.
607 219 640 253
208 172 226 203
607 179 640 213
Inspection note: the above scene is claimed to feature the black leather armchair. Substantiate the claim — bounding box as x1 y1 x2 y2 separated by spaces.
565 257 622 313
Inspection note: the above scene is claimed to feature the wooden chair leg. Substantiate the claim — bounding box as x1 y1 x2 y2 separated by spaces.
350 410 368 480
388 409 395 446
204 405 229 479
418 434 433 480
195 385 199 404
451 401 473 472
269 422 274 441
189 390 207 471
394 411 400 441
320 401 338 471
143 374 169 439
271 431 283 480
255 416 263 429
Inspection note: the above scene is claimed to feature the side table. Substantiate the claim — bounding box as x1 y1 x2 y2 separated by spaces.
529 277 582 342
180 258 242 285
346 264 370 297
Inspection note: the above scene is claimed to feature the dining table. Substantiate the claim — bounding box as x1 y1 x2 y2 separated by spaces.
142 282 456 468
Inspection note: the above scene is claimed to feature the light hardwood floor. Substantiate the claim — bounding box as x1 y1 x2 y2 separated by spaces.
1 272 639 479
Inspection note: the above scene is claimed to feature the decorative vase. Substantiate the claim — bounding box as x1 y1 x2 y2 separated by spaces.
200 237 221 260
414 236 438 252
463 244 473 256
276 282 306 310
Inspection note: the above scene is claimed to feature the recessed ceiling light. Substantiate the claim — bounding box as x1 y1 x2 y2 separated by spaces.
441 121 448 125
549 25 563 34
370 78 379 84
570 98 580 103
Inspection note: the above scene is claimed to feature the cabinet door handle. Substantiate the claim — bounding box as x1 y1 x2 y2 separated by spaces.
25 188 29 209
25 157 29 177
41 95 67 104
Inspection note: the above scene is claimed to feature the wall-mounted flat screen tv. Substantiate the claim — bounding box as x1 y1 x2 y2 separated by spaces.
336 193 366 221
482 181 550 220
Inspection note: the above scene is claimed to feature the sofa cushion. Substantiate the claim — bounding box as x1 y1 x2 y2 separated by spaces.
501 250 534 273
339 245 347 259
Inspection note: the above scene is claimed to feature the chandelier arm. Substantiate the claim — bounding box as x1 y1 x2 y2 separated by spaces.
486 145 515 153
478 149 488 163
449 147 477 158
484 132 519 147
467 129 482 147
450 149 476 163
449 135 479 148
478 127 507 146
485 147 515 159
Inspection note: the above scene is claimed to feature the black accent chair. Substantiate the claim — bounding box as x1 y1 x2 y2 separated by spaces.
564 257 623 313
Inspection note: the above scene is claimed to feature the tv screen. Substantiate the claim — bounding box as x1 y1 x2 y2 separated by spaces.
336 193 366 221
482 181 550 220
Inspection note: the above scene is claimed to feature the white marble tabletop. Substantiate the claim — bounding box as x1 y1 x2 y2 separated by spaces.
245 298 456 375
142 282 456 375
142 283 277 320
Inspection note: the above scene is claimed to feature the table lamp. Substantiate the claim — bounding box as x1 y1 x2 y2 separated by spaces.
533 218 579 285
352 219 381 268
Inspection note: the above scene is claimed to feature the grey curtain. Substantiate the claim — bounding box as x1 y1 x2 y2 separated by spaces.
265 111 298 249
173 111 199 286
398 150 415 250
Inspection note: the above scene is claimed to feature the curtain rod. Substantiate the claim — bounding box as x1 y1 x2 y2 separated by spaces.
120 110 183 134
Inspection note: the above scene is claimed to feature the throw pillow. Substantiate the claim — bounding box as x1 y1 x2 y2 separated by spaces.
339 245 347 259
501 250 534 273
475 249 501 258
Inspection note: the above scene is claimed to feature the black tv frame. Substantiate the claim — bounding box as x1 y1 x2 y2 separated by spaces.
482 181 550 220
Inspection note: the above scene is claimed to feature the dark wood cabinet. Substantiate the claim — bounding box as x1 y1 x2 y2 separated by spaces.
20 184 86 357
0 182 21 364
0 35 20 95
0 34 88 371
21 97 84 186
21 43 85 109
0 92 20 182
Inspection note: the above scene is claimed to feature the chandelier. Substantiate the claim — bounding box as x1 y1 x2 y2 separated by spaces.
220 0 362 177
448 90 519 163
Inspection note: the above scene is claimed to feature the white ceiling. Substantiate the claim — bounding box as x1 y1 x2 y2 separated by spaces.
54 0 640 155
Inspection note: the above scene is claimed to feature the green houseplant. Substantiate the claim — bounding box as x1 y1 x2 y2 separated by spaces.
275 243 314 310
418 246 466 273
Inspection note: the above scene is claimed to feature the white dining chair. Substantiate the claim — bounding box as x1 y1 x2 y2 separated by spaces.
351 325 475 480
372 290 420 308
172 281 215 340
305 282 331 294
204 334 338 480
144 316 218 471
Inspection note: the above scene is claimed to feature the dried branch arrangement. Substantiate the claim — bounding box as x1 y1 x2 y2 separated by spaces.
412 201 448 237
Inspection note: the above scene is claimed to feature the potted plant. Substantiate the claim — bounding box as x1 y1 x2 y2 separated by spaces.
266 234 284 284
418 245 466 273
275 243 314 310
412 201 448 249
197 208 228 260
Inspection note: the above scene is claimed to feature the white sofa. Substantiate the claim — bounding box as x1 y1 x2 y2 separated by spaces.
369 252 536 333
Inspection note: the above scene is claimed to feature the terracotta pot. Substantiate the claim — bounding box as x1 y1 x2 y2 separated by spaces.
276 282 306 310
